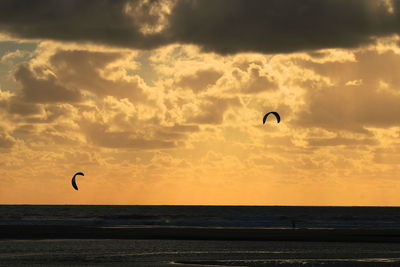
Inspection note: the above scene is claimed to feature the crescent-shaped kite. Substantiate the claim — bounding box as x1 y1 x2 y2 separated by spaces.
263 111 280 124
71 172 84 191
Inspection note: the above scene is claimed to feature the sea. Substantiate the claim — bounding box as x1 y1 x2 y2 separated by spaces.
2 205 400 266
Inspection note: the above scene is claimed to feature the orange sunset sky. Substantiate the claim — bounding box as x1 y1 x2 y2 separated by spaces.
1 0 400 205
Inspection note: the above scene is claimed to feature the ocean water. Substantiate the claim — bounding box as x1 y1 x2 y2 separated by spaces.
2 205 400 266
1 205 400 229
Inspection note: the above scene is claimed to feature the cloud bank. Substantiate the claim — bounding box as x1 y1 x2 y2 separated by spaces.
1 0 399 54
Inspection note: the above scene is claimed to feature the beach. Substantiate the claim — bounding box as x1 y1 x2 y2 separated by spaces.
2 239 400 266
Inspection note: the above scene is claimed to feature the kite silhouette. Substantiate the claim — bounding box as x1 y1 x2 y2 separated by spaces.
71 172 84 190
263 111 280 124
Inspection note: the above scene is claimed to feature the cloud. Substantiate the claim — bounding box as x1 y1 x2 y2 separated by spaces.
24 104 72 124
0 128 15 149
0 0 164 49
0 136 14 148
174 68 222 93
0 0 399 54
167 0 398 54
0 49 30 63
15 64 82 103
234 65 278 94
373 145 400 164
307 136 378 146
58 151 101 166
186 96 241 124
12 124 36 137
155 124 200 140
1 96 42 116
298 83 400 132
48 50 150 101
80 120 178 149
295 50 400 132
168 124 199 132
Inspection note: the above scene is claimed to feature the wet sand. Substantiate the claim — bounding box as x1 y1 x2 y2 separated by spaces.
2 225 400 242
2 239 400 266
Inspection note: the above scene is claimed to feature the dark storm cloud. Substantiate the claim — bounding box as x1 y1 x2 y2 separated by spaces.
167 0 396 54
0 0 163 49
0 0 399 54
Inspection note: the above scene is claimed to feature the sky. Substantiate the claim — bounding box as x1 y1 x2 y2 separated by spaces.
1 0 400 205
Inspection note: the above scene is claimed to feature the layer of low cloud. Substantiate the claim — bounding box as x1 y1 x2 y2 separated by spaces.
0 0 399 54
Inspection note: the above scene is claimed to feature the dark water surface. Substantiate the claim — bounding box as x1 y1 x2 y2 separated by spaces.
2 205 400 229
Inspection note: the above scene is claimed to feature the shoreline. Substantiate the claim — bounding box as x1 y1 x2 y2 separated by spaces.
2 225 400 242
